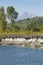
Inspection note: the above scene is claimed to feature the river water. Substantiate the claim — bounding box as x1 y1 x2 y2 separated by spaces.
0 46 43 65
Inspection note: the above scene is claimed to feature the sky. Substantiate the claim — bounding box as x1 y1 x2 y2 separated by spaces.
0 0 43 16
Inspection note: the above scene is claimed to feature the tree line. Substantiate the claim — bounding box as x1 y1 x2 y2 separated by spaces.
0 6 43 33
0 6 18 32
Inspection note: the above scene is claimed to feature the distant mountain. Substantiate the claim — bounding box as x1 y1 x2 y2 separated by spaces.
17 12 35 20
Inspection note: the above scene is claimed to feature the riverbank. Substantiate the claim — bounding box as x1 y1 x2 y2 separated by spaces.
0 31 43 49
0 35 43 49
0 31 43 36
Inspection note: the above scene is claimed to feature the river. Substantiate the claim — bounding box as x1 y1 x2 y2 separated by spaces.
0 46 43 65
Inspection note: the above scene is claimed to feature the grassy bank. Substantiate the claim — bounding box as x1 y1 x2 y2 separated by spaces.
0 30 43 37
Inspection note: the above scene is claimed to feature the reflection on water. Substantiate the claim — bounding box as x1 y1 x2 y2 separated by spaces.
0 46 43 65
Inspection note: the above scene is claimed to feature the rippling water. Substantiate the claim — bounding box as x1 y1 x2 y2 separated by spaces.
0 46 43 65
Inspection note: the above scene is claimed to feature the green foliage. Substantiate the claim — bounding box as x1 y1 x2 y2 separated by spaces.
16 17 43 32
14 24 20 31
7 6 18 22
0 7 7 32
0 6 43 34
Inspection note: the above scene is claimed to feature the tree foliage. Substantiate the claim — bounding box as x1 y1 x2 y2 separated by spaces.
0 7 6 32
0 6 43 33
7 6 18 23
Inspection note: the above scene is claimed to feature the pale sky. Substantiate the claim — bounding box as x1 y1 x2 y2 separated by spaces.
0 0 43 16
